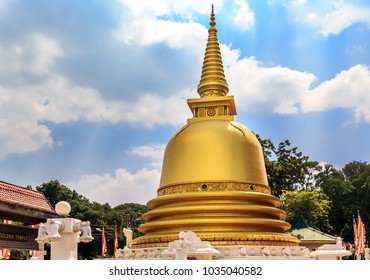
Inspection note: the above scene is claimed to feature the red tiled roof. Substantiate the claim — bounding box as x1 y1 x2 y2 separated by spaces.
0 180 56 214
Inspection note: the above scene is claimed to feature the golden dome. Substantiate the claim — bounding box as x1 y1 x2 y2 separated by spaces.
131 6 299 249
159 120 268 189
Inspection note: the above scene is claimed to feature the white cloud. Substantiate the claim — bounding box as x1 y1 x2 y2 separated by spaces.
220 44 241 68
0 25 195 158
0 33 62 84
302 65 370 122
0 33 61 159
128 144 166 169
65 168 160 206
0 76 105 124
104 90 191 127
0 75 190 157
118 18 207 51
33 76 190 126
319 4 370 36
0 120 52 160
128 144 166 161
116 0 215 49
274 0 370 36
231 0 255 31
224 47 370 123
226 56 316 114
66 143 167 206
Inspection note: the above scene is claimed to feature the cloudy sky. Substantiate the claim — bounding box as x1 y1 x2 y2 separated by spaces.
1 0 369 206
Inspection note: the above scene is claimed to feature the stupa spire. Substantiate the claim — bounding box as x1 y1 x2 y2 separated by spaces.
197 5 229 98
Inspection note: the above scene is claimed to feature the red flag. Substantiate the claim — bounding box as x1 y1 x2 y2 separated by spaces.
101 227 107 257
2 248 10 260
356 213 365 256
114 225 119 259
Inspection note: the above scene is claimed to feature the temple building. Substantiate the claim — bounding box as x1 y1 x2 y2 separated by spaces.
0 180 57 257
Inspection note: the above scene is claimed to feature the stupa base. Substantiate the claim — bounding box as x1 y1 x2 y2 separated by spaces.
118 232 310 260
116 244 311 260
131 232 300 249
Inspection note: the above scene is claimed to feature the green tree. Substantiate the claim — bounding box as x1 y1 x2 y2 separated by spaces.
315 164 354 236
113 203 148 240
36 180 74 207
257 136 320 197
342 161 370 214
9 250 27 260
281 190 333 233
317 161 370 242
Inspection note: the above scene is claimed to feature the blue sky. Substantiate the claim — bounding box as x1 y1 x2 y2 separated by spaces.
0 0 369 206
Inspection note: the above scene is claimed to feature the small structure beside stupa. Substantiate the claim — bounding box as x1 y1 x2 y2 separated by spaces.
117 6 312 260
309 237 352 260
162 231 221 260
288 214 337 251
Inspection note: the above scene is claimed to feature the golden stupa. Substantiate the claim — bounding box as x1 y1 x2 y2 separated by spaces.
131 6 299 249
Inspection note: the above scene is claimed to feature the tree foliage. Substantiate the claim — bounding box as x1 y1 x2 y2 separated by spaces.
281 190 332 233
257 135 369 244
316 161 370 242
257 137 320 197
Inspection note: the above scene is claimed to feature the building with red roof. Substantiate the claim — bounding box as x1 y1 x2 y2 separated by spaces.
0 180 57 224
0 180 58 252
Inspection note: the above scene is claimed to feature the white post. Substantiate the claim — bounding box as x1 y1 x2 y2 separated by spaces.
123 228 133 248
50 218 80 260
174 233 190 260
35 201 94 260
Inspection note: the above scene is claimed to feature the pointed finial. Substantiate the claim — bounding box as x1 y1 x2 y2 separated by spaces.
210 4 215 27
197 5 229 98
